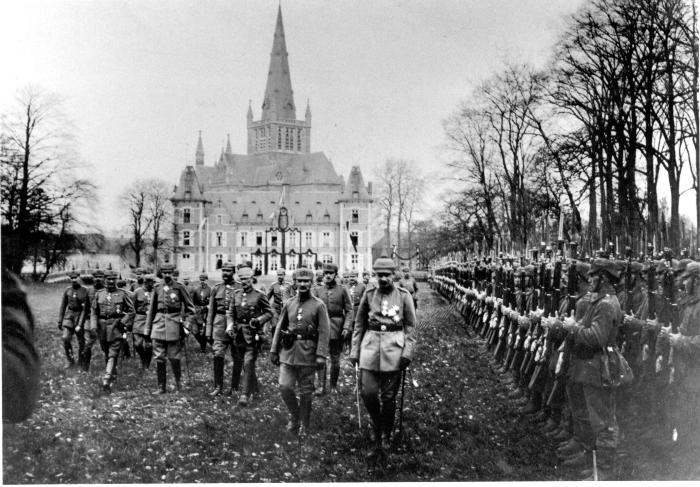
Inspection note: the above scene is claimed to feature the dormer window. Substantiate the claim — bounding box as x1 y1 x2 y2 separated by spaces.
241 211 249 222
323 211 330 223
306 211 313 222
351 209 359 223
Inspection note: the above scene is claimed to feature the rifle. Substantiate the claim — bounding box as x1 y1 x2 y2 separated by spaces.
492 263 512 362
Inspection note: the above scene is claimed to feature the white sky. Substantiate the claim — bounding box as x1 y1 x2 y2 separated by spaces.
4 0 692 236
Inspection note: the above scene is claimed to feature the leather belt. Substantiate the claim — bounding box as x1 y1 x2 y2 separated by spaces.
368 324 403 332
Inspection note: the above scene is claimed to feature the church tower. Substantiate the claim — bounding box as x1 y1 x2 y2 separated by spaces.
247 5 311 155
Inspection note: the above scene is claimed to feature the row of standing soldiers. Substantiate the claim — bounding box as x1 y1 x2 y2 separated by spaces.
57 260 418 449
432 242 700 480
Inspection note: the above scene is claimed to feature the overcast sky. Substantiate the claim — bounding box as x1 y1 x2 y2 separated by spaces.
5 0 691 236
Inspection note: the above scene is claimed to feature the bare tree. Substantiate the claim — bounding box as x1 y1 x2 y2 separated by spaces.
145 179 173 267
120 181 152 268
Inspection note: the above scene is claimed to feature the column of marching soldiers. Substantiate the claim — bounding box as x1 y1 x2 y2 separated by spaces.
432 242 700 480
56 259 419 455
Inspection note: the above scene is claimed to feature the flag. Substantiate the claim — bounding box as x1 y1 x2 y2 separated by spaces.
346 221 358 252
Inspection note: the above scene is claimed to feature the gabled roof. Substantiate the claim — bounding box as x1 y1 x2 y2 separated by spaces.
172 166 208 202
339 165 372 202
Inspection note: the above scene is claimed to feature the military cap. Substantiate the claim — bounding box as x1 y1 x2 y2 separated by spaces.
160 262 175 272
362 270 370 276
276 268 286 276
681 262 700 279
323 263 338 273
144 273 156 282
104 270 118 279
68 270 80 279
93 269 105 278
238 266 254 278
402 266 410 272
199 272 208 280
588 258 621 279
116 278 126 287
373 257 397 272
221 261 235 271
294 268 315 280
346 270 358 278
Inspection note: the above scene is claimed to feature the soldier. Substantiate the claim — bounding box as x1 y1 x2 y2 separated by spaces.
81 268 105 372
129 268 144 293
190 272 211 353
57 270 90 369
90 270 134 392
207 262 239 396
283 279 298 303
559 258 623 480
349 256 417 456
145 263 196 394
398 266 418 309
362 271 371 287
270 268 330 437
347 271 366 320
267 268 288 334
311 263 353 395
226 266 273 406
116 276 133 359
132 274 156 369
314 270 324 290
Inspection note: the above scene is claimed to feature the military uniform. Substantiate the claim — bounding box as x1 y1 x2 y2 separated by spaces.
207 263 241 396
351 257 417 453
312 263 353 394
347 273 367 321
57 271 90 368
398 267 418 309
270 268 330 435
131 275 155 369
226 266 273 405
82 269 105 371
191 274 212 353
90 271 134 392
145 264 196 393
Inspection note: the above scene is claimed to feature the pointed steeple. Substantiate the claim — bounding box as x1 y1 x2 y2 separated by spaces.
247 100 253 122
225 134 233 155
261 5 295 121
195 130 205 166
305 99 312 123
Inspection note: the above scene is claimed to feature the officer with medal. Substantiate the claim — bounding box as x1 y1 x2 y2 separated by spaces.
225 266 273 406
311 263 353 395
57 270 90 369
145 262 196 394
270 268 330 437
90 270 134 392
207 262 239 396
131 273 156 369
81 268 105 372
350 256 417 455
190 272 212 353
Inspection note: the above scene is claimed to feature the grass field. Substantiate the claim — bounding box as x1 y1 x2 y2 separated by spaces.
3 281 699 483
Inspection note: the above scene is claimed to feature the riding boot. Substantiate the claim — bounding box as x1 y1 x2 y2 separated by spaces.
281 387 300 433
154 361 167 394
298 395 312 437
210 357 224 396
82 349 92 372
102 356 115 392
329 364 340 392
314 364 327 396
172 360 182 392
231 359 243 394
64 342 75 368
380 401 397 445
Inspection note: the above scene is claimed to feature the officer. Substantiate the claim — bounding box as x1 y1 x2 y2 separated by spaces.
347 271 366 320
129 268 144 292
270 268 330 437
191 272 211 353
314 270 324 290
226 266 273 406
398 266 418 309
560 258 623 480
90 270 134 392
116 276 133 359
267 269 289 334
57 270 90 369
350 256 417 455
132 273 156 369
362 271 371 287
283 279 298 303
81 268 105 372
145 263 196 394
312 263 353 395
207 262 239 396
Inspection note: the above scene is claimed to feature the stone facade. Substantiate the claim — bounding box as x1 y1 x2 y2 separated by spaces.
171 6 372 277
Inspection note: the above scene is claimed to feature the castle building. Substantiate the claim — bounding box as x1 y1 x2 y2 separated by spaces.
171 6 373 277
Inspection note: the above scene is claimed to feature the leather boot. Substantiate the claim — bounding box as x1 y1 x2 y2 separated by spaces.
314 364 327 396
64 342 75 369
298 395 312 438
329 364 340 392
82 349 92 372
172 360 182 392
102 357 115 392
210 357 224 396
231 360 243 395
281 388 299 434
154 361 167 394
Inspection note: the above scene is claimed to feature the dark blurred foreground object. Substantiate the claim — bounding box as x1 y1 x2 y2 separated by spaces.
2 268 40 422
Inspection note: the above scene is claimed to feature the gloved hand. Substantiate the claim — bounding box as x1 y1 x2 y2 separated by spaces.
315 356 326 370
226 328 235 338
57 321 63 330
348 357 359 367
270 352 280 366
399 357 411 370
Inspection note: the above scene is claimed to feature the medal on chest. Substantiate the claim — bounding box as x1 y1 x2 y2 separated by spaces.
296 305 303 323
241 292 247 307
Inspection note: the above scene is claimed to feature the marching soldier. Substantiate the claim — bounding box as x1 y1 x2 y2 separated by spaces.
226 266 273 406
207 262 239 396
270 268 330 437
559 258 623 480
191 272 211 353
81 268 105 372
57 270 90 369
398 266 418 309
311 263 353 395
131 274 155 369
350 256 417 456
144 263 196 394
90 270 134 392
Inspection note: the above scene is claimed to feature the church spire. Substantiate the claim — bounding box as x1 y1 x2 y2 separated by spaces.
195 130 204 166
261 5 295 121
225 133 232 155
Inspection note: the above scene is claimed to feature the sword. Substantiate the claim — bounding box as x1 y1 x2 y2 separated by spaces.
355 363 362 431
